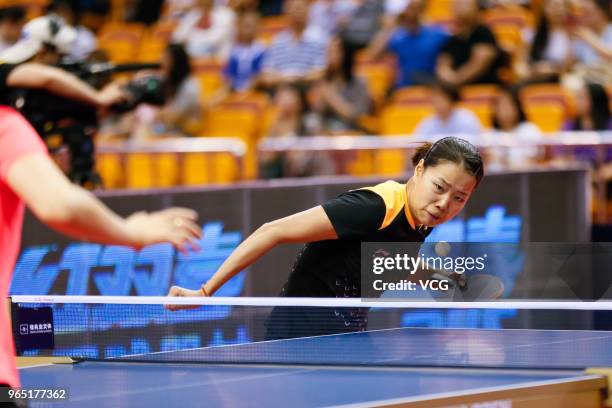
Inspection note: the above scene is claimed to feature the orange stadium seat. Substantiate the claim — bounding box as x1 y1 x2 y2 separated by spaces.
380 103 433 135
391 86 431 104
519 84 574 132
257 15 290 45
125 153 154 189
137 21 177 62
484 6 534 58
459 85 500 129
377 103 433 176
98 22 145 63
191 58 225 99
423 0 455 28
460 84 500 104
355 61 395 106
156 153 180 187
96 153 123 189
200 106 261 180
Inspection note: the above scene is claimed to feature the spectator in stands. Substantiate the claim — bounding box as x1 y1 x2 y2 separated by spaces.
0 6 25 53
436 0 504 86
223 10 266 92
566 83 611 131
267 85 307 138
306 37 372 134
490 88 542 168
263 84 335 178
48 0 98 62
572 0 612 65
338 0 385 63
516 0 573 82
492 88 541 135
368 0 449 88
414 81 482 136
172 0 236 60
260 85 305 178
260 0 328 90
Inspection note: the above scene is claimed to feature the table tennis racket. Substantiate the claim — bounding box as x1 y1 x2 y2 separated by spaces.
452 274 505 301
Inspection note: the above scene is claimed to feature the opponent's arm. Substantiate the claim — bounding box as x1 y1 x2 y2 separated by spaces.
7 153 201 249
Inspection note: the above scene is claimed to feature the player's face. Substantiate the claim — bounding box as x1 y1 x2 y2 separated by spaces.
412 160 477 227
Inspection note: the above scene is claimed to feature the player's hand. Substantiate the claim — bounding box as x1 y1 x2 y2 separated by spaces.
96 81 128 107
125 208 202 252
165 285 206 311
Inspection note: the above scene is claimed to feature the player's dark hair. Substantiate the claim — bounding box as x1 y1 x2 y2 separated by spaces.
412 137 484 186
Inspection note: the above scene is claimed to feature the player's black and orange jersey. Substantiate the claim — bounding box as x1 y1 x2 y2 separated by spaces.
265 181 433 339
280 180 433 299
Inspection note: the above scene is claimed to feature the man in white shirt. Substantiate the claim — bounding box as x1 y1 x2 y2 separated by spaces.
172 0 235 60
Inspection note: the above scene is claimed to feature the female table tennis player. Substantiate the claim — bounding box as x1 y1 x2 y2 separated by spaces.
0 106 202 403
168 136 484 339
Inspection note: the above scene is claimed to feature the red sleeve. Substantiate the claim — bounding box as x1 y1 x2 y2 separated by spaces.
0 106 48 182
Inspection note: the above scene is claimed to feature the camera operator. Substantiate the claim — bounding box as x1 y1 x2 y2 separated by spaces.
0 15 121 106
0 15 126 187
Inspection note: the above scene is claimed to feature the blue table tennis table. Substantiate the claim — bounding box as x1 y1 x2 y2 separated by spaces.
19 327 612 407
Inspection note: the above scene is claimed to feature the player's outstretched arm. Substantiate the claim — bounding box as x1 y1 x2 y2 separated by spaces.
166 206 337 309
6 153 201 251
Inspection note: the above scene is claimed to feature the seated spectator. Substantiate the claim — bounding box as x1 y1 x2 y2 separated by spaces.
492 88 541 135
414 81 482 136
490 88 542 168
0 6 25 53
306 37 372 134
566 82 611 131
260 0 328 90
338 0 385 61
48 0 98 62
260 85 305 178
267 85 307 138
368 0 449 88
223 10 266 92
107 44 202 139
573 0 612 63
516 0 573 82
262 85 335 178
436 0 504 86
565 82 612 203
172 0 235 59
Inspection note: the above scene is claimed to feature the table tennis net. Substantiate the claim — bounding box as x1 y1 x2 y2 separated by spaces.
10 296 612 369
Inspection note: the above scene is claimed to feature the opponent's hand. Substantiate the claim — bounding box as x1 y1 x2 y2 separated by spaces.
125 208 202 252
165 285 206 311
96 81 128 107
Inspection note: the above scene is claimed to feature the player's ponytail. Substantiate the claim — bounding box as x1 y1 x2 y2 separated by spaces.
411 142 433 167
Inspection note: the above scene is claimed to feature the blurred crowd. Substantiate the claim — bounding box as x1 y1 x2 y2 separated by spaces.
0 0 610 179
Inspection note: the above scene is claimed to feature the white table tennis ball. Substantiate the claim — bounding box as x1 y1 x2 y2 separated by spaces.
435 241 451 257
